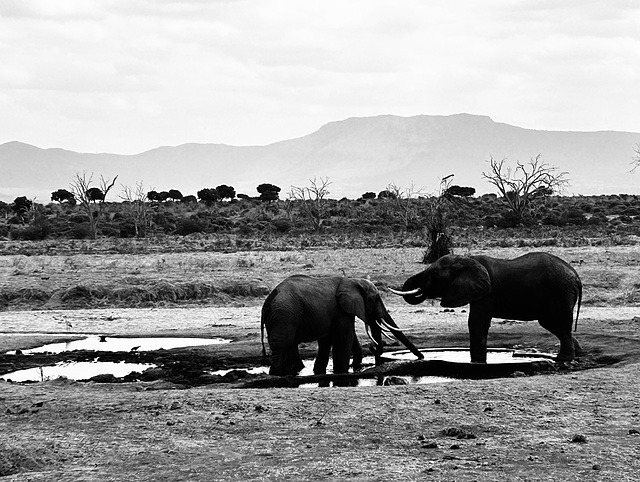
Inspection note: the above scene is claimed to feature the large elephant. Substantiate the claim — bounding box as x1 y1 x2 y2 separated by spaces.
389 252 582 363
261 275 424 376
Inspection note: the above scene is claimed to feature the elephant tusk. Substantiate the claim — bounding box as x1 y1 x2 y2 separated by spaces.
378 318 404 334
388 287 422 296
365 323 378 346
378 322 395 341
374 319 394 337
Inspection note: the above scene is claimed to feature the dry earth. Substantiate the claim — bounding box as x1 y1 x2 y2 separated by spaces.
1 243 639 480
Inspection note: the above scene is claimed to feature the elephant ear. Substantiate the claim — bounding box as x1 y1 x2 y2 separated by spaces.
441 258 491 308
336 279 368 321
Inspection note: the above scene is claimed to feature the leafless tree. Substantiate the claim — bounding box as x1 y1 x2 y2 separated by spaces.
632 142 640 172
384 182 425 230
121 182 151 238
70 171 118 239
482 155 569 223
288 177 331 231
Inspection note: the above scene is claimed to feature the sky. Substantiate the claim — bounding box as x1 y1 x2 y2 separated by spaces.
1 0 639 154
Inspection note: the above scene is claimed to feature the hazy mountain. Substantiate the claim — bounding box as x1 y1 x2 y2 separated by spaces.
1 113 638 203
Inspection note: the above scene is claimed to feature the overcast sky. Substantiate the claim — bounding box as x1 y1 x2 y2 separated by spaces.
1 0 639 154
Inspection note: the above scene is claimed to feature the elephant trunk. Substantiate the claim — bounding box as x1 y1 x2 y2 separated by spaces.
381 311 424 360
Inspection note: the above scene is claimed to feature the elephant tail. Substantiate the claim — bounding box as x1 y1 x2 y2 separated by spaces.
574 280 582 332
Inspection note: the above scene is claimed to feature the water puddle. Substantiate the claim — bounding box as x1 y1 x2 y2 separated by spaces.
1 361 155 383
382 347 553 364
211 357 455 387
6 335 231 355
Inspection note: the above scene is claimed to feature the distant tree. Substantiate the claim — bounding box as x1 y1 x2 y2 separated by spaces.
11 196 33 224
86 187 105 202
482 155 569 224
257 183 281 202
51 189 76 205
237 193 251 200
383 183 425 230
121 182 151 238
361 192 376 200
156 191 170 202
70 171 118 239
167 189 183 201
288 177 331 231
182 195 197 204
377 189 397 200
147 190 161 202
216 185 236 201
197 188 219 205
445 185 476 198
632 142 640 172
423 175 457 263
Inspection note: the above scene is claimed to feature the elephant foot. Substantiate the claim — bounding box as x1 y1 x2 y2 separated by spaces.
555 352 575 363
572 337 583 356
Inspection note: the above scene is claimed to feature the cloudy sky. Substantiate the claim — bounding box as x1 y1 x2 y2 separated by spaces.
1 0 639 154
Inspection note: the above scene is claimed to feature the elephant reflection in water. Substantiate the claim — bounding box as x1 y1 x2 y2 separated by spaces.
390 252 583 363
261 275 424 376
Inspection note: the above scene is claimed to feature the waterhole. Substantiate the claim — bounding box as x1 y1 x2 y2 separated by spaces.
1 335 231 383
1 361 155 383
5 335 231 355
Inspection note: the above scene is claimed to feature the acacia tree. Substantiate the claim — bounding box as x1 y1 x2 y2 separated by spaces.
288 177 331 231
482 155 569 224
70 172 118 239
121 182 151 238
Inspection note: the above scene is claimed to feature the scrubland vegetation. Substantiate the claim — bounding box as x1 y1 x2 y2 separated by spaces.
1 193 639 249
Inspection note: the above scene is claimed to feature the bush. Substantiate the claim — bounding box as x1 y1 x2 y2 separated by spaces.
271 219 292 233
69 223 93 239
174 218 206 236
11 217 51 241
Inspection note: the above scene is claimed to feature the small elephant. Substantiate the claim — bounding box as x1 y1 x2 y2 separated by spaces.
261 275 424 376
390 252 582 363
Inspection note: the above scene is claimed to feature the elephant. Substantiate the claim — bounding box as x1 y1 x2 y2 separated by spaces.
389 252 582 363
261 275 424 376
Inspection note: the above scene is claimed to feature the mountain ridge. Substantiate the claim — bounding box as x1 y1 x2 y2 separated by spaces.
1 114 638 203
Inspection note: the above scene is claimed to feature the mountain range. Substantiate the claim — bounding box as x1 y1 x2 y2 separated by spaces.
1 113 638 203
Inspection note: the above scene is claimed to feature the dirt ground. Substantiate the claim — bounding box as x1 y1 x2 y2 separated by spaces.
1 244 640 480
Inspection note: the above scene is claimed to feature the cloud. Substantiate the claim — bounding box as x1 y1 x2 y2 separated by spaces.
0 0 638 153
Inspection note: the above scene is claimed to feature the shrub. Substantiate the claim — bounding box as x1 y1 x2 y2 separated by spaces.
174 218 206 236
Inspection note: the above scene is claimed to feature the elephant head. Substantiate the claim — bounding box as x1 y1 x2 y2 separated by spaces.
390 255 491 307
336 278 424 360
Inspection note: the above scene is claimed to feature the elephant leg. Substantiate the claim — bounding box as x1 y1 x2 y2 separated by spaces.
331 325 355 374
314 337 331 375
468 309 491 363
351 333 363 371
290 345 305 374
539 315 575 362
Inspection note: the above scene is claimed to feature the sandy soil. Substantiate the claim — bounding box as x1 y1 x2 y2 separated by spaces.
1 244 640 480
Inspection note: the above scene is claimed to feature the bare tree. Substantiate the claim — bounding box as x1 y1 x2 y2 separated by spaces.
632 142 640 172
288 177 331 231
384 182 424 230
482 155 569 223
121 182 151 238
70 172 118 239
